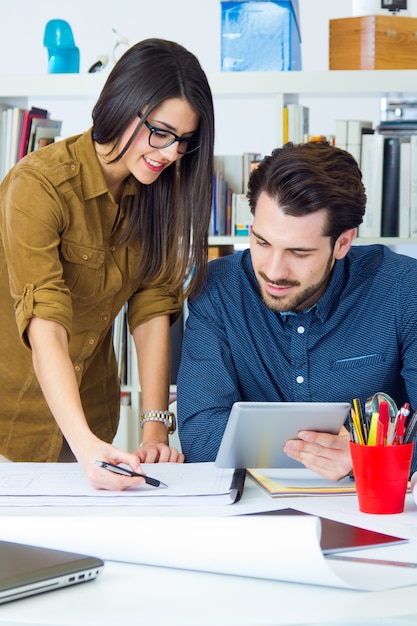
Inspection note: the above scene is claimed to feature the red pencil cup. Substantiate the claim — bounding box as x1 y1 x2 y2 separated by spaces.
350 441 414 514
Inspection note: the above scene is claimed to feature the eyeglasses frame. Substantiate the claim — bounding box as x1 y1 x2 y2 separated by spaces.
137 114 200 155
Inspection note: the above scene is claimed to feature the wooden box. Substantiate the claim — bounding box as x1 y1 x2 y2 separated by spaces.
329 15 417 70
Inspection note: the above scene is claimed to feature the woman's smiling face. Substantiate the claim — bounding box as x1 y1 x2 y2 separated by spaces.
118 98 200 185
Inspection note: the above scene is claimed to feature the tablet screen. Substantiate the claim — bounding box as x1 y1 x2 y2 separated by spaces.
215 401 351 469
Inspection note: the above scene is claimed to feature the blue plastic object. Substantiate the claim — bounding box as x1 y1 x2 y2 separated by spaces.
43 19 80 73
221 0 302 71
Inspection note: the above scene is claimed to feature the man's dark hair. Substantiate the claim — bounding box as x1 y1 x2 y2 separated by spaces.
247 141 366 243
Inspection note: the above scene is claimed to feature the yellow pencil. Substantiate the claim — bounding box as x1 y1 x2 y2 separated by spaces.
350 408 365 445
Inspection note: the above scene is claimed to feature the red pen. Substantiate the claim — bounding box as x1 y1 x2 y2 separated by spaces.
376 415 385 446
378 400 389 446
396 413 406 445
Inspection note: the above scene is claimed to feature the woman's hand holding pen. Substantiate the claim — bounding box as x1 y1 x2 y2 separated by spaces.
283 426 352 481
75 435 148 491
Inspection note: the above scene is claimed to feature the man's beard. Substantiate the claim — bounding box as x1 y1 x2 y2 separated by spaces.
257 255 333 313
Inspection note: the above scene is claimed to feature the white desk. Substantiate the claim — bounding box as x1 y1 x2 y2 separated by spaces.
1 477 417 626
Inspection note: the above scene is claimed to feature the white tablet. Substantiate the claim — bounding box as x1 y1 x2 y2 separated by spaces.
215 401 351 469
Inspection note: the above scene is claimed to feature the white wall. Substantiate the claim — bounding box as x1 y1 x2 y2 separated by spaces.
1 0 416 150
4 0 404 76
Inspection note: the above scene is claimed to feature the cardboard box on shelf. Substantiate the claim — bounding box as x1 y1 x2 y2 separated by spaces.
329 15 417 70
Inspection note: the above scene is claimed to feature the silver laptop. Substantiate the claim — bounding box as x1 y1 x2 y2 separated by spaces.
0 540 104 604
215 401 351 469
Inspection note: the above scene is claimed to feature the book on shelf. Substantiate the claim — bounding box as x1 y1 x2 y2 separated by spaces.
243 151 261 194
213 154 244 195
335 119 348 150
211 170 226 236
282 105 288 144
284 103 309 144
28 118 62 152
335 119 373 165
359 133 414 239
5 107 23 171
233 193 253 236
399 140 411 238
381 135 401 237
211 153 260 237
17 106 48 160
0 104 13 179
358 133 385 238
0 104 62 180
410 135 417 237
347 120 373 166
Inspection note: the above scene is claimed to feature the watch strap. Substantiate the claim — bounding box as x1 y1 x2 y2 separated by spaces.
140 410 176 435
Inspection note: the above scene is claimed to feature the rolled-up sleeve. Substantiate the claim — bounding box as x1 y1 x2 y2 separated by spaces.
1 166 73 347
128 284 183 331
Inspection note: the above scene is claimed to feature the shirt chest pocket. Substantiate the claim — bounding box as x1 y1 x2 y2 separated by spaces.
331 353 385 370
60 240 105 301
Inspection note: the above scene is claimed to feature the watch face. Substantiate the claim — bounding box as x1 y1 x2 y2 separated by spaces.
169 413 177 434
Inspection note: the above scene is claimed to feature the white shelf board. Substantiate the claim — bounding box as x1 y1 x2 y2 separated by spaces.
1 70 417 99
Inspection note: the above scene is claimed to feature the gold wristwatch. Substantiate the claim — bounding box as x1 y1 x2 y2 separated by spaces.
139 410 177 435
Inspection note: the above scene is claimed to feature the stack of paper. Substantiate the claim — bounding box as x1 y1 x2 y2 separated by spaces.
247 468 356 497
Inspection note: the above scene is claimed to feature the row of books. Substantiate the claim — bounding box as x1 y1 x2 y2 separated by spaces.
334 118 374 166
359 133 417 239
283 103 309 144
211 152 261 237
0 104 62 180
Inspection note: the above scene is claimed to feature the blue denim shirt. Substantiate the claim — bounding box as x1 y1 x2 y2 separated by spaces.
178 245 417 475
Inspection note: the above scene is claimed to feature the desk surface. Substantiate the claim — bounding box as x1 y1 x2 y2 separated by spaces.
1 477 417 626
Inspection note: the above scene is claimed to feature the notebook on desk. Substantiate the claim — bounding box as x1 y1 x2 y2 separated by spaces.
248 508 408 554
0 540 104 604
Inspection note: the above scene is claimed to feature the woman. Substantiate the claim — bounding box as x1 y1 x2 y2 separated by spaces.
0 38 214 489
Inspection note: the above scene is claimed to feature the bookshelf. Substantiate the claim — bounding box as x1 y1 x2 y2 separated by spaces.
2 69 417 192
2 70 417 448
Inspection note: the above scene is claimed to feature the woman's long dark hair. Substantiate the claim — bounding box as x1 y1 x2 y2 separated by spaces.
92 38 214 299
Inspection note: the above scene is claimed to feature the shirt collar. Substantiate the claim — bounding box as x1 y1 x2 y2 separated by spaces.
73 129 137 202
279 259 346 323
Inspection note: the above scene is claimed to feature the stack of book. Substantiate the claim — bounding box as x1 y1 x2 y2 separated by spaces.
0 104 62 180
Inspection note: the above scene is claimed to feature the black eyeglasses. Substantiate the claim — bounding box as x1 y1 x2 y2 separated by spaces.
138 114 200 155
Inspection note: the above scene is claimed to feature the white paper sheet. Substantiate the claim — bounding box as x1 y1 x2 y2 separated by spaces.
1 514 417 591
0 462 239 506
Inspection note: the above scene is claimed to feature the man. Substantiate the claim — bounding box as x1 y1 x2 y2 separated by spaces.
177 141 417 479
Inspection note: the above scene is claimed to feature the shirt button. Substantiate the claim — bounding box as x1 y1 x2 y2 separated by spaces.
82 254 88 261
296 376 304 384
88 338 95 345
71 164 76 171
74 365 81 372
110 246 116 252
102 315 109 321
297 326 305 334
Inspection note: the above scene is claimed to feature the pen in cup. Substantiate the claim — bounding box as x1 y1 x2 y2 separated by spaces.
353 394 413 447
95 460 168 488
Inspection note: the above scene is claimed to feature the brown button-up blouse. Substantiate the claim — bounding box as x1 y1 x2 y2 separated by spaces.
0 129 182 461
